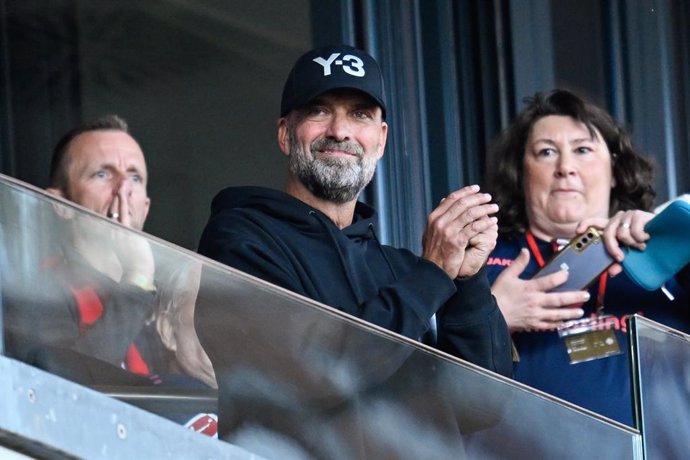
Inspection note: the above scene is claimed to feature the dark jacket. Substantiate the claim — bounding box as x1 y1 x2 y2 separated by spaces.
198 186 511 376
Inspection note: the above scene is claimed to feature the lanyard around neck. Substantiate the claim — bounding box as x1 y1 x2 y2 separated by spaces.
525 231 607 313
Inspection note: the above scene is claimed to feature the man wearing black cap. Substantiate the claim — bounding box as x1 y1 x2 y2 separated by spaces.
198 45 511 376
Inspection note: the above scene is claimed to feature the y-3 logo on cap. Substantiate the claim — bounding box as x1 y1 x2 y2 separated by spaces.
313 53 365 77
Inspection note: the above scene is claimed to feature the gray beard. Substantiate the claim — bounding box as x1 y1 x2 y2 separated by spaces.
288 137 377 204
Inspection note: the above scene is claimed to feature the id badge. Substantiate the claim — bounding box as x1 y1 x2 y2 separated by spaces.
557 315 622 364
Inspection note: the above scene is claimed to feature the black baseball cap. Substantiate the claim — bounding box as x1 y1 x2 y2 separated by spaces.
280 45 387 119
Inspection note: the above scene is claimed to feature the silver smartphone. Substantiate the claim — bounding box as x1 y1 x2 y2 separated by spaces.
532 227 614 292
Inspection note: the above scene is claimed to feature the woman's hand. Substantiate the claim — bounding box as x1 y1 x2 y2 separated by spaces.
577 210 653 276
492 248 590 332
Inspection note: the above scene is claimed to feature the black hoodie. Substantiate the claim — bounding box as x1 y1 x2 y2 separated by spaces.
198 186 511 376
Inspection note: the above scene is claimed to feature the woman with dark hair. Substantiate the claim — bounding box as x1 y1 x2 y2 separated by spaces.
485 89 690 425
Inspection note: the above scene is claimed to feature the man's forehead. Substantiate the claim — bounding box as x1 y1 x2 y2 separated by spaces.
70 129 138 149
63 132 148 189
68 131 146 165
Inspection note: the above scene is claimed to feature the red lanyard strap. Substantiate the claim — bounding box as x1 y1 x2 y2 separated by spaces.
525 231 547 267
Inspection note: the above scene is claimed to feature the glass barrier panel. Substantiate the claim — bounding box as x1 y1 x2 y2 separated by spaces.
0 174 642 458
629 315 690 458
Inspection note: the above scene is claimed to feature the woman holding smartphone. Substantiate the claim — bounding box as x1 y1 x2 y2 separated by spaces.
485 89 690 425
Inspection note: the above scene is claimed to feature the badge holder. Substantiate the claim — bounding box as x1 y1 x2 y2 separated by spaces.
557 315 622 364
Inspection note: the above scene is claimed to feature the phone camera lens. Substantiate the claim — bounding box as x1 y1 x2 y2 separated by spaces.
575 242 583 249
587 232 594 238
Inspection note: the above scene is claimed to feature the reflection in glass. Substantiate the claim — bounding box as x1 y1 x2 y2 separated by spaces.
0 174 642 458
630 316 690 458
156 261 217 388
3 187 160 385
